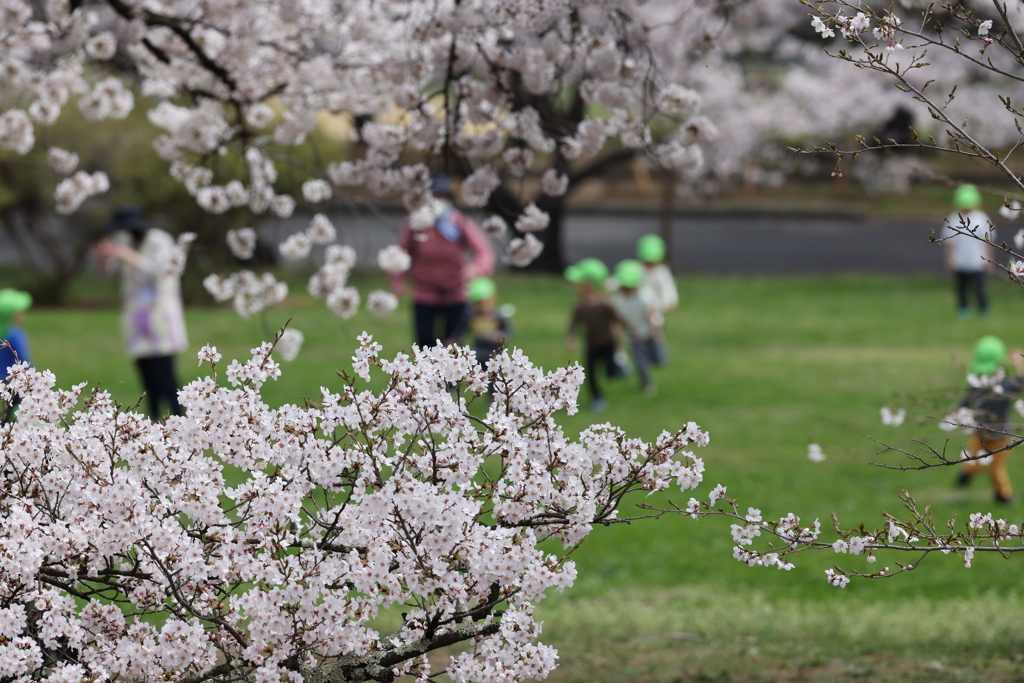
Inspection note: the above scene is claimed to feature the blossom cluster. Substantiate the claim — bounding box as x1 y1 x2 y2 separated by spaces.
203 270 288 317
0 334 710 682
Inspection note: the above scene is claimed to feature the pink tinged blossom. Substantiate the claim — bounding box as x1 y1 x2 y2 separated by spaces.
460 166 501 207
503 147 534 178
377 245 411 274
657 141 704 173
47 147 78 174
366 290 399 318
978 20 993 36
275 328 304 362
196 186 231 214
301 179 332 203
811 16 835 39
0 109 34 154
482 215 508 238
1011 260 1024 279
84 32 117 60
515 204 550 233
327 287 360 318
708 484 727 506
28 98 61 125
307 213 336 244
197 345 222 365
245 103 275 129
540 169 569 197
54 171 109 214
270 194 296 218
279 232 313 260
227 228 257 260
825 569 850 587
658 84 701 117
503 233 544 267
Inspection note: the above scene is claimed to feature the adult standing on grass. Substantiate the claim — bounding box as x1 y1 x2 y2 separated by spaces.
92 206 187 419
940 184 995 319
390 174 495 349
0 288 32 423
955 335 1024 505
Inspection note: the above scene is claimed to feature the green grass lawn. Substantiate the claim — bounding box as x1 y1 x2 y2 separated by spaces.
19 269 1024 681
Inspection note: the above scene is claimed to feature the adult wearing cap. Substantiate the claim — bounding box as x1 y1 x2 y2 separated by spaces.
940 184 995 319
92 206 188 419
0 288 33 423
389 174 495 349
565 258 624 412
955 335 1024 504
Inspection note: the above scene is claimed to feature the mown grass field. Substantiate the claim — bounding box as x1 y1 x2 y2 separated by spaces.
21 268 1024 681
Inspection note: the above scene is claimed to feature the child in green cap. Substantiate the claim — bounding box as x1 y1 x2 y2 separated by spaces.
610 259 662 395
637 234 677 364
466 276 509 369
565 258 625 412
0 288 33 423
955 335 1024 504
939 184 994 319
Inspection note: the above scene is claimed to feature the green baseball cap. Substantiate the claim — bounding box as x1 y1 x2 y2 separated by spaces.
954 184 982 210
0 288 31 332
970 335 1006 375
615 259 645 289
637 234 666 263
565 258 609 286
467 276 497 303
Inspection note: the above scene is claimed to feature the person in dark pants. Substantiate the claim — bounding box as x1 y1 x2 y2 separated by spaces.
565 258 624 412
389 174 495 349
92 206 188 419
940 184 995 319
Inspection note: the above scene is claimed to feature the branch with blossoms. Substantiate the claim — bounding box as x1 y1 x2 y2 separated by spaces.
799 1 1024 195
0 332 710 683
642 487 1024 588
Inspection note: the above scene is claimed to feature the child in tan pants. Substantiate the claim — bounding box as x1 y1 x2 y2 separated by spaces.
956 336 1024 504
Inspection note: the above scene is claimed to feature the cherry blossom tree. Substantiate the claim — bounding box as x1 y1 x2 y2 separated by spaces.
0 333 709 682
0 0 919 296
0 0 732 290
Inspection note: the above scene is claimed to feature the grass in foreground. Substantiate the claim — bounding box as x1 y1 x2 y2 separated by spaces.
21 270 1024 680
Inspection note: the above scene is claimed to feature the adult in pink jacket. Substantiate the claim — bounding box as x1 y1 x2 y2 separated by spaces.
390 174 495 348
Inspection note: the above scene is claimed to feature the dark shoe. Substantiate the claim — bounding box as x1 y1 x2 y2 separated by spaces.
956 471 971 487
996 494 1013 505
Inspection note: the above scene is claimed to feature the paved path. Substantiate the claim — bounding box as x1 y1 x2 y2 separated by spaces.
563 211 949 275
2 208 966 275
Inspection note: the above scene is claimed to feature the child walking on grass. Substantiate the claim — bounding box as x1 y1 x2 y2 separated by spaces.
955 335 1024 504
610 259 663 396
637 234 677 364
565 258 624 412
